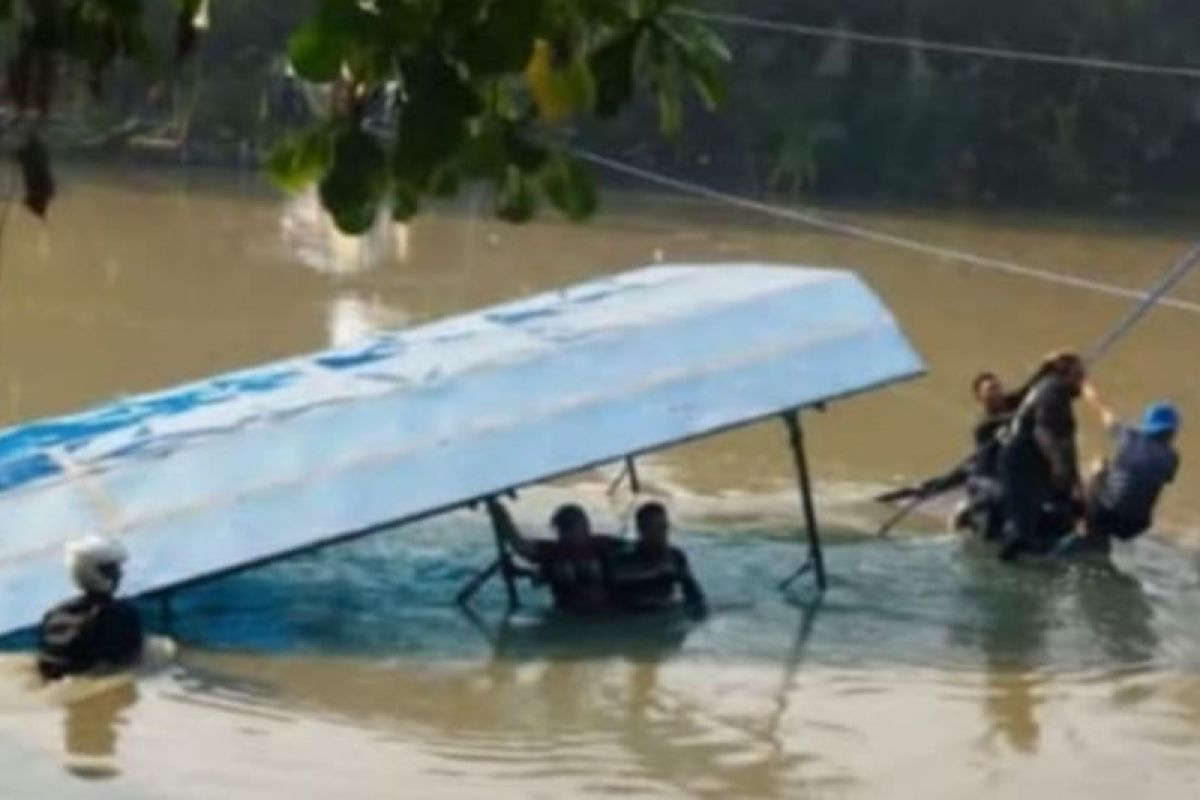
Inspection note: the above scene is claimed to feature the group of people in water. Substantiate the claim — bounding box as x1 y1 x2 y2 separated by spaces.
33 349 1180 681
34 497 708 682
935 351 1181 559
486 497 707 618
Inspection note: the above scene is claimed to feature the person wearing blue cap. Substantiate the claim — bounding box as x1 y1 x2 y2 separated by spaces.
1077 384 1181 549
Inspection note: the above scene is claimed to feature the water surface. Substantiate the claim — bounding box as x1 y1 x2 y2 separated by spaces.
0 168 1198 797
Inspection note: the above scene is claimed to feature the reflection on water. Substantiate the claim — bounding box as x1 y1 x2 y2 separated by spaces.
63 681 136 780
280 189 410 275
1 507 1200 797
326 293 410 348
1074 562 1159 667
959 558 1060 755
0 168 1199 796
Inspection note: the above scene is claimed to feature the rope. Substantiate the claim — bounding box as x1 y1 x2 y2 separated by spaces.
1088 242 1200 362
571 147 1200 316
680 9 1200 81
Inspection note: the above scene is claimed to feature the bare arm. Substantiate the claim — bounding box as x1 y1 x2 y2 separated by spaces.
1082 382 1119 431
675 551 708 619
485 498 539 562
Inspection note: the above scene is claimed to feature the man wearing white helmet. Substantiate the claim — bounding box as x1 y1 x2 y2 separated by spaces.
37 535 145 680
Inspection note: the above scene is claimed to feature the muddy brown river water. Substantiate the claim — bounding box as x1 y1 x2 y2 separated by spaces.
0 167 1198 798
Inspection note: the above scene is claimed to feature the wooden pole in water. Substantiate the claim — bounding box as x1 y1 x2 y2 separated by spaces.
783 411 827 592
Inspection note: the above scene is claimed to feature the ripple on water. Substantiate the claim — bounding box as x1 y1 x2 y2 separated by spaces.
3 510 1200 798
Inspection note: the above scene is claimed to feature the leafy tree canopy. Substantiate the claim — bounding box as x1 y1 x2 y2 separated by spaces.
1 0 729 230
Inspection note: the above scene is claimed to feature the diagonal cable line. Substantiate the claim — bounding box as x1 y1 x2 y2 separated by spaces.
681 8 1200 80
571 147 1200 315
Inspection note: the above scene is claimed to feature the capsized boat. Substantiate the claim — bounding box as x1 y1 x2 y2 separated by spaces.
0 264 924 637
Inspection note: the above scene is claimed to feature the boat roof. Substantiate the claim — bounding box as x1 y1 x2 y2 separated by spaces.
0 263 924 636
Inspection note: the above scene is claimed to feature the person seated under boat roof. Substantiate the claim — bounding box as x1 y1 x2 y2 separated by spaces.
603 502 707 619
1075 386 1181 549
38 535 145 681
486 497 621 614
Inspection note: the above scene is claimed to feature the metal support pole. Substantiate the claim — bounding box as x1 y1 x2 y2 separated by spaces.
783 411 827 592
491 512 520 610
455 558 501 606
626 456 642 494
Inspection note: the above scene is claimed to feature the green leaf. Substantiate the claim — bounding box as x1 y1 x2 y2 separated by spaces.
319 127 389 234
658 17 729 110
393 55 482 187
463 0 542 75
392 181 421 221
541 152 596 221
656 76 682 138
589 30 639 118
460 122 507 180
496 166 537 222
267 129 333 193
505 130 549 172
291 0 386 82
316 0 376 39
686 50 724 110
288 23 343 83
378 0 436 44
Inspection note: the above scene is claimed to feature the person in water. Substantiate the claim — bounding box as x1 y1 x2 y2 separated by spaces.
998 351 1087 560
603 502 707 619
486 497 620 614
954 367 1053 538
1075 387 1181 549
885 369 1037 508
38 535 145 681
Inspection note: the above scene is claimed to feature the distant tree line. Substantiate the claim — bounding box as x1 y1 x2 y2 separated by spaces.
11 1 1200 213
598 0 1200 208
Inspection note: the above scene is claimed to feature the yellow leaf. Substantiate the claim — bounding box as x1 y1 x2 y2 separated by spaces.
525 39 594 123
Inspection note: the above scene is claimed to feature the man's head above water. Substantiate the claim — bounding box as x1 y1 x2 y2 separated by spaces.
65 535 128 597
1044 351 1087 395
550 503 593 548
634 501 671 555
972 371 1008 415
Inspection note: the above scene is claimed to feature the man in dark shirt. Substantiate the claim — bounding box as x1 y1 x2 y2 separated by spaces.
38 536 145 681
884 369 1038 508
954 370 1048 539
603 502 707 619
1078 387 1181 546
970 371 1035 473
487 497 621 614
998 352 1087 560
